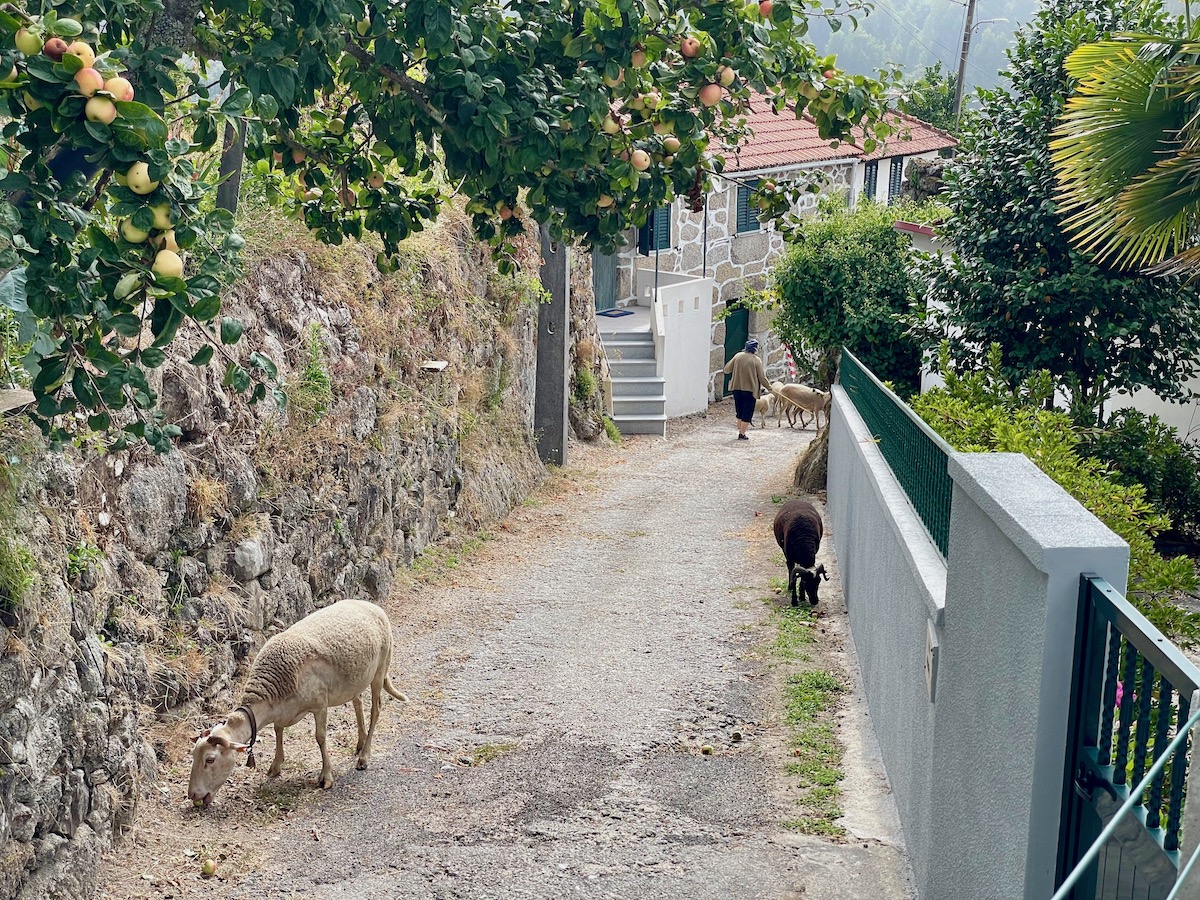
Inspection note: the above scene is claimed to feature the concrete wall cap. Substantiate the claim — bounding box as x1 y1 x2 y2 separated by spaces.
947 453 1127 571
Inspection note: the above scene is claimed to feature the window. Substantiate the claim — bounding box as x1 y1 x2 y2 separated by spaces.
637 204 672 254
888 156 905 202
736 181 761 233
862 161 878 202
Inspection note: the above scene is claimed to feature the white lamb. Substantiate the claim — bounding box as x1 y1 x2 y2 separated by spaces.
187 598 408 807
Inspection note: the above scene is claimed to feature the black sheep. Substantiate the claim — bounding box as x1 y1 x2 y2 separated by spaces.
772 499 828 606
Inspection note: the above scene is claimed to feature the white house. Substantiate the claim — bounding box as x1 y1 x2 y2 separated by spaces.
595 99 957 436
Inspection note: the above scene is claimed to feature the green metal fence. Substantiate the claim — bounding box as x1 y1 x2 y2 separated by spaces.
838 348 953 557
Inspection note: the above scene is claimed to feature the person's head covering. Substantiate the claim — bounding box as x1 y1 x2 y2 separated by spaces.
744 339 759 353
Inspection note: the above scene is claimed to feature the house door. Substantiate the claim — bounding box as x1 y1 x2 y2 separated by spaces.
592 249 617 312
722 304 749 397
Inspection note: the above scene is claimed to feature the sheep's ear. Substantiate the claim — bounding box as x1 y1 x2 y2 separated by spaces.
816 564 828 581
193 728 211 742
231 742 249 753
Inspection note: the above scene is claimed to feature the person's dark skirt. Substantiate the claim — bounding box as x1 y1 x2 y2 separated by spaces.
732 389 756 424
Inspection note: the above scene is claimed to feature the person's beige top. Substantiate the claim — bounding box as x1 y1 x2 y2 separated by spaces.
723 351 773 396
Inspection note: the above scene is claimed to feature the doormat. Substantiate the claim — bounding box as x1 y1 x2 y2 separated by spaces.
597 309 635 318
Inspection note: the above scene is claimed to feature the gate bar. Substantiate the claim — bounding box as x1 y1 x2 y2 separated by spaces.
1053 705 1200 900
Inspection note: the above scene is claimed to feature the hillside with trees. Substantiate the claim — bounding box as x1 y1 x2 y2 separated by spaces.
808 0 1038 95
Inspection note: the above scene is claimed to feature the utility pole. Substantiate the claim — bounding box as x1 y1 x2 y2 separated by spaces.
952 0 977 122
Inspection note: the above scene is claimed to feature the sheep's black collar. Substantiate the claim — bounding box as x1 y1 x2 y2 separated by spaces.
235 705 258 768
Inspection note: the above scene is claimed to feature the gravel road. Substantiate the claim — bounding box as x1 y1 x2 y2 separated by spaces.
100 409 915 900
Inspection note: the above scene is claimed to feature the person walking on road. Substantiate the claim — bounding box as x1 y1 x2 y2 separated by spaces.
723 339 774 441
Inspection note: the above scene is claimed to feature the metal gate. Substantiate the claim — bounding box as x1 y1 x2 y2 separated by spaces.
1057 575 1200 898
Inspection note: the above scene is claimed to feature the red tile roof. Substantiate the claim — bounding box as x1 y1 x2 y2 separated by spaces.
859 113 958 161
719 98 956 173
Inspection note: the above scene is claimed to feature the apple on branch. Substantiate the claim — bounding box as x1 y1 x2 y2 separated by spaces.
14 29 42 57
42 38 68 61
125 162 159 195
85 96 116 124
64 41 95 68
104 77 134 101
152 249 184 279
74 68 104 98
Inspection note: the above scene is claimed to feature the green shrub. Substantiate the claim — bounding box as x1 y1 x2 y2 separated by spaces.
574 367 596 404
773 196 938 393
1084 410 1200 537
602 416 621 444
910 346 1200 643
285 324 334 421
0 531 34 620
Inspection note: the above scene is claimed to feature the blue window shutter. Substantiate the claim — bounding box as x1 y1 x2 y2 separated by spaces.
736 181 761 233
638 204 673 254
863 161 878 201
888 156 905 202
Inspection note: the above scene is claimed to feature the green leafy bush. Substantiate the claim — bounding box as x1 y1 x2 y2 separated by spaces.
773 197 936 393
910 347 1200 643
1085 410 1200 536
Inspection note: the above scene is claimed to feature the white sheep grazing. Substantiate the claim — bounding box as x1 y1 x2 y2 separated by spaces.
187 598 408 806
777 383 831 430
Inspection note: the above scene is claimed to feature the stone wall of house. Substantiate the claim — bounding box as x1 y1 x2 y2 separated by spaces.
0 219 545 899
613 162 854 400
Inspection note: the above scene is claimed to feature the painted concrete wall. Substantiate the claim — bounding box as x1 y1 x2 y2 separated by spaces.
633 269 713 418
827 384 945 892
828 387 1131 900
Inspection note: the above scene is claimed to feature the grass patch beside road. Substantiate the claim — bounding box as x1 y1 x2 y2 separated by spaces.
769 602 847 838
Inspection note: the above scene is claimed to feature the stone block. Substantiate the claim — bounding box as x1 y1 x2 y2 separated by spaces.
731 232 769 265
231 535 272 582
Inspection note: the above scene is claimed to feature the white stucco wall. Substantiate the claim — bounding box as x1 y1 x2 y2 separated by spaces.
828 386 1130 899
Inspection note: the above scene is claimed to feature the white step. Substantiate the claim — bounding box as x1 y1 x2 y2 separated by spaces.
611 376 666 398
612 396 666 416
612 413 667 436
602 338 655 360
608 359 658 378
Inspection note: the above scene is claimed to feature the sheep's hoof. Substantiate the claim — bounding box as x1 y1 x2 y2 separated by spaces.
790 597 799 608
318 774 334 789
267 765 282 778
356 757 369 771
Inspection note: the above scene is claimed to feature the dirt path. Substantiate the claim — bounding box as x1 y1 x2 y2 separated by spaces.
99 410 914 899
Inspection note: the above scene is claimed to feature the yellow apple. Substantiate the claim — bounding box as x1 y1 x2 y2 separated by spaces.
85 96 117 124
155 230 180 252
64 41 95 68
125 162 159 195
152 249 184 279
630 149 651 171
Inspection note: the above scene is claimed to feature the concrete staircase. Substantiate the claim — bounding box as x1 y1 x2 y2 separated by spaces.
600 328 667 437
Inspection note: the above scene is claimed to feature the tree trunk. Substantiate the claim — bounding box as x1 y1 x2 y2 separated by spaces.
793 425 829 492
216 120 246 216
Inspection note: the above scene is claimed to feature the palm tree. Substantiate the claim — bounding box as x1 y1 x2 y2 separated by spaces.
1049 28 1200 274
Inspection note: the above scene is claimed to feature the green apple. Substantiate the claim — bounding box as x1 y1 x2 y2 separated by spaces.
152 249 184 279
119 219 150 243
125 163 159 195
22 91 42 111
14 29 42 57
328 117 346 135
150 202 174 231
367 171 385 189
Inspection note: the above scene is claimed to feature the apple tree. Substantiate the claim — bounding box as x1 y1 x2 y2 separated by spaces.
0 0 895 451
